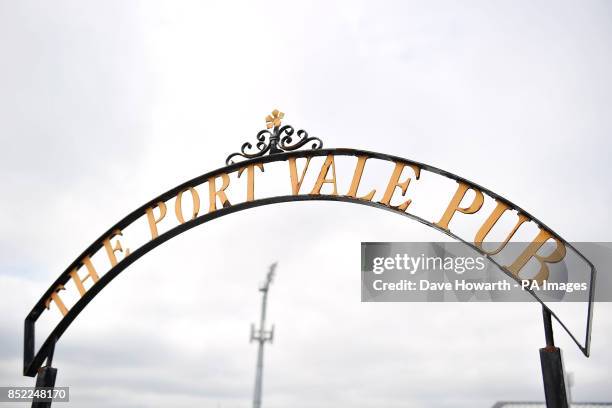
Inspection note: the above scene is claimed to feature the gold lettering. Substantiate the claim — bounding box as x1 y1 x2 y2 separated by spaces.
435 182 484 230
346 155 375 201
238 163 265 202
506 229 566 284
208 173 231 212
379 162 421 211
103 229 130 267
474 201 529 255
311 155 338 195
288 157 312 195
145 201 167 239
45 285 68 316
175 187 201 224
69 256 100 297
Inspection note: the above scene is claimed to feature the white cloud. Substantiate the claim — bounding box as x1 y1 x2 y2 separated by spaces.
1 1 611 407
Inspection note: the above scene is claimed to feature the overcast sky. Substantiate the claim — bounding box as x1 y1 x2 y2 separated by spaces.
1 1 611 407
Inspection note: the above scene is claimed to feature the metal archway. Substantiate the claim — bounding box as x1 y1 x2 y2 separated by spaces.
24 112 595 408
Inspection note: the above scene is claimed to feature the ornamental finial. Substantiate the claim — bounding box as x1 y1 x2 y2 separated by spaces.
265 109 284 129
225 110 323 165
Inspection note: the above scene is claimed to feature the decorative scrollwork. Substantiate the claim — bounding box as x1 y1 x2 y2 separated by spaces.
278 125 323 151
225 129 273 165
225 110 324 165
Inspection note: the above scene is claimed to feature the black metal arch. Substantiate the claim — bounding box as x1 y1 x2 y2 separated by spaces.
24 148 595 378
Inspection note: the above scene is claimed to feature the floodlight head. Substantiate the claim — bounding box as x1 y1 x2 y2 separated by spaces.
266 262 277 285
259 262 277 291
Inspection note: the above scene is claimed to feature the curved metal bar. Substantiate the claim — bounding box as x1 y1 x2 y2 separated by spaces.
23 148 595 376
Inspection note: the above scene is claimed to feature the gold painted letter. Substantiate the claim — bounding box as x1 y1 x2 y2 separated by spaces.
69 256 100 297
379 162 421 211
506 230 566 284
311 155 338 195
288 157 312 195
45 285 68 316
208 173 231 212
175 187 201 224
474 201 529 255
346 155 375 201
435 182 484 230
238 163 264 202
103 229 130 267
146 201 167 239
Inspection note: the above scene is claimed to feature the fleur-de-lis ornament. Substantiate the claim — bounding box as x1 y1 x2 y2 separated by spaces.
265 109 284 129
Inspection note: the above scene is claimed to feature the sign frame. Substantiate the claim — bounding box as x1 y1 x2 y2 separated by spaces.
23 118 596 378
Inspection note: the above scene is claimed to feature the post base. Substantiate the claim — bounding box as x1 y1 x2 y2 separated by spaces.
31 366 57 408
539 347 569 408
